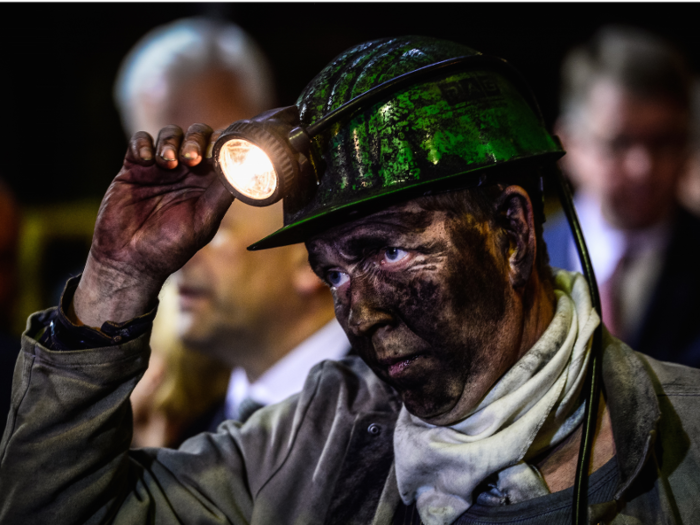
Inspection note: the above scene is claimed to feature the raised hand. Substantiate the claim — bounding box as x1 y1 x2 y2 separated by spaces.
72 124 234 327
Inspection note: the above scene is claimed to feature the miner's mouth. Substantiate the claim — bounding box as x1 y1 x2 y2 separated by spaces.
382 354 424 379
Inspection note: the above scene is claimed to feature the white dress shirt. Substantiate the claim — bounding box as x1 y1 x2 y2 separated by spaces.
224 319 350 421
569 192 670 336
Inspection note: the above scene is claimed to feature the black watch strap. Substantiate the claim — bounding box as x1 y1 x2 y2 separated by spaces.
38 276 158 351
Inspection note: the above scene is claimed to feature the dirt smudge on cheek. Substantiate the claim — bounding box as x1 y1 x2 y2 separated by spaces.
392 274 445 339
446 219 507 323
438 217 510 391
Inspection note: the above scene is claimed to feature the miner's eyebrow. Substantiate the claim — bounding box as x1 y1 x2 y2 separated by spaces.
339 228 448 260
337 212 433 243
305 210 436 267
342 234 394 259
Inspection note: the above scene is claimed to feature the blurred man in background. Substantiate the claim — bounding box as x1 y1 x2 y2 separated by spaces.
115 17 274 138
128 273 232 447
676 81 700 215
115 18 347 442
545 26 700 367
0 178 20 432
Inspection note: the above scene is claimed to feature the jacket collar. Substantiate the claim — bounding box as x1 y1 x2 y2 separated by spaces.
600 328 661 500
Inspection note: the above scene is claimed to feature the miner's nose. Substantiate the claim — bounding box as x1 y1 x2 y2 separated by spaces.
346 279 394 337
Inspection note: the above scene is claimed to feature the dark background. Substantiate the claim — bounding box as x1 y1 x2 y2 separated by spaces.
1 2 698 205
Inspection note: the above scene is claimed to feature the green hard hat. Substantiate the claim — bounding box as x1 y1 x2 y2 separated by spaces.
249 36 564 250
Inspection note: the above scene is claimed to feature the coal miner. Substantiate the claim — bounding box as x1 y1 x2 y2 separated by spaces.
2 37 700 525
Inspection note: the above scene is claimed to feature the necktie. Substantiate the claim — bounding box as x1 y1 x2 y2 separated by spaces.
599 248 633 338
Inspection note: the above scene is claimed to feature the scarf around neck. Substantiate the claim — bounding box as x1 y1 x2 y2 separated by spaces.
393 270 600 525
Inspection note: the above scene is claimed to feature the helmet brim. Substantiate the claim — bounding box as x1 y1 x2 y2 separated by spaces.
247 151 563 250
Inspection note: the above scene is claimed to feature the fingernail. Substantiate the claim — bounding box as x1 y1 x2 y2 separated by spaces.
161 147 176 161
182 142 199 159
206 143 214 159
139 147 152 161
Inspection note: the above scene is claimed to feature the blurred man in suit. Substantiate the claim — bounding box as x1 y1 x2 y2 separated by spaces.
545 26 700 367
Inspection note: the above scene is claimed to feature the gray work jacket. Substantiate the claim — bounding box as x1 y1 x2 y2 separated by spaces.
1 311 700 524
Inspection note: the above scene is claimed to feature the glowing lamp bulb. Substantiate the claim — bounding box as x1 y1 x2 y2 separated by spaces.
218 139 278 201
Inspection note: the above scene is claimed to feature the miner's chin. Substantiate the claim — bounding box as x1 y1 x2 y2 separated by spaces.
388 372 464 424
400 385 463 424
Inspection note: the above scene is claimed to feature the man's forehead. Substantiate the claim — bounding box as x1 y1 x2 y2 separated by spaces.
309 201 437 246
585 79 689 128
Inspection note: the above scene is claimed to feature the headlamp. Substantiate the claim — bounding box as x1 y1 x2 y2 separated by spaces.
212 106 311 207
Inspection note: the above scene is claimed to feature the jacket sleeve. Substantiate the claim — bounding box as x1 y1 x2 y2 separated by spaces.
0 309 259 525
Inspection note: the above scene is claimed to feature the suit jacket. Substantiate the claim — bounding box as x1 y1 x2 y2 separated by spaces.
544 206 700 368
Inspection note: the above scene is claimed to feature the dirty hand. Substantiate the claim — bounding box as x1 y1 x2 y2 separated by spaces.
72 124 234 327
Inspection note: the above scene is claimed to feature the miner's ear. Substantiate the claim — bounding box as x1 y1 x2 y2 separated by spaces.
496 185 536 289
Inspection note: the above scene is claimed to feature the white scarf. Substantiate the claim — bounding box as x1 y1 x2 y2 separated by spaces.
393 270 599 525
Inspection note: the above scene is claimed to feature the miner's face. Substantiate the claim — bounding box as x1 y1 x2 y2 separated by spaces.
307 199 520 424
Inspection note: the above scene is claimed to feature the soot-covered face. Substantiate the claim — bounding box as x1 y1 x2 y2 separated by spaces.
307 199 521 424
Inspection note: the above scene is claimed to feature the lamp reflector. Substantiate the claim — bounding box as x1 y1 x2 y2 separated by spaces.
218 139 278 201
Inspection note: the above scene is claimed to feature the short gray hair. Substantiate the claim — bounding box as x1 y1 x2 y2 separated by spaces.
114 17 275 135
560 26 691 123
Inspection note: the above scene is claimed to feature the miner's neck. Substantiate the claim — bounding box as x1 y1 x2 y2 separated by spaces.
517 268 557 361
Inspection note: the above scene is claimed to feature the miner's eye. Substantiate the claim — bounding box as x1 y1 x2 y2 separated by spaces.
327 270 350 288
382 247 409 264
